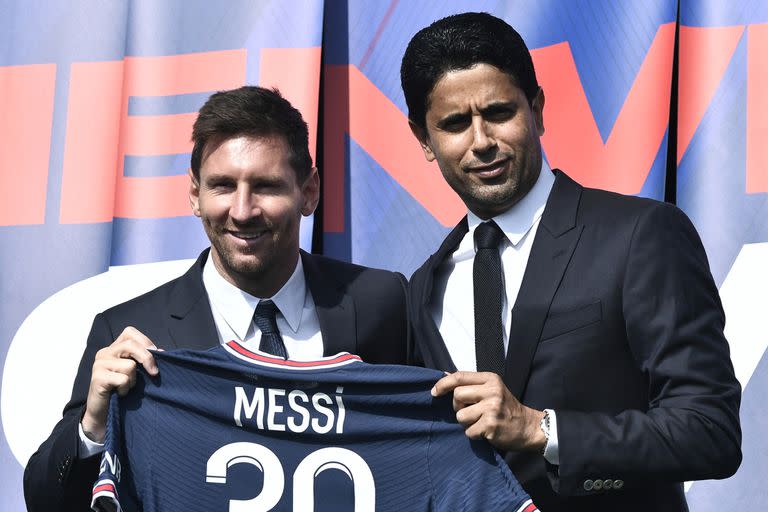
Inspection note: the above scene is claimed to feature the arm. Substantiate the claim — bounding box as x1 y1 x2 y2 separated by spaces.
23 314 158 512
552 203 742 494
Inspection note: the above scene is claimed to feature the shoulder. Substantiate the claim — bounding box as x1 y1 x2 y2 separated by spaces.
99 259 201 323
575 186 708 272
302 252 406 294
578 185 694 232
304 252 405 281
580 185 666 216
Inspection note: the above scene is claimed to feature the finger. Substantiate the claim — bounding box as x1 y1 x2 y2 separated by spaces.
97 340 158 375
111 371 135 397
130 346 159 376
106 335 160 376
93 357 138 379
120 328 160 375
115 326 157 350
431 371 492 397
463 420 491 441
455 401 485 427
90 364 136 397
451 384 499 408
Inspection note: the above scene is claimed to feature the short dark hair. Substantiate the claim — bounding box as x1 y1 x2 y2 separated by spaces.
191 86 312 182
400 12 539 129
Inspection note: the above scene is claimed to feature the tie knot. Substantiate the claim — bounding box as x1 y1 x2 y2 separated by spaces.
254 300 280 335
474 221 504 250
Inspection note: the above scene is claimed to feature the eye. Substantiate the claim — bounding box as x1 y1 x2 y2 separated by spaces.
483 106 515 123
438 115 470 133
205 178 235 191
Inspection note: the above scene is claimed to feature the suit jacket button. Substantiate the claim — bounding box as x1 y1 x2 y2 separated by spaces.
604 479 613 490
583 479 594 491
614 479 624 490
592 479 604 490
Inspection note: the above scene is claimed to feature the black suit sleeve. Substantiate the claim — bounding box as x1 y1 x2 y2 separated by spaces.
552 203 742 495
24 313 116 512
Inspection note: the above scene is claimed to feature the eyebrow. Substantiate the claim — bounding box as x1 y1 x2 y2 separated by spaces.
479 101 516 115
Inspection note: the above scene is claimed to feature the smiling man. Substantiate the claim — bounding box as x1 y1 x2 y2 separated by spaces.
24 86 410 512
402 12 741 512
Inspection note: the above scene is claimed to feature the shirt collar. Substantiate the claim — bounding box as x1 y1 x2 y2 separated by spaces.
202 253 307 338
463 160 555 253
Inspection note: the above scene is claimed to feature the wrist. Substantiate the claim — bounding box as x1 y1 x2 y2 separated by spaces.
81 413 106 444
526 408 547 452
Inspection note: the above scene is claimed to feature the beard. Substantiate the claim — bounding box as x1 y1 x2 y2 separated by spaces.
204 219 276 279
202 216 301 297
452 154 541 218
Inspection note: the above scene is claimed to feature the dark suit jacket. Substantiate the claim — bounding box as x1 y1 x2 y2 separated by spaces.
24 249 409 512
408 170 741 512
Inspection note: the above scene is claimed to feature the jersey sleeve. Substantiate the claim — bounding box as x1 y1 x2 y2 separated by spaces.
427 421 538 512
91 393 131 512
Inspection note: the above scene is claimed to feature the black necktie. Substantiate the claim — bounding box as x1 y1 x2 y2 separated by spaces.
254 300 288 359
474 220 506 375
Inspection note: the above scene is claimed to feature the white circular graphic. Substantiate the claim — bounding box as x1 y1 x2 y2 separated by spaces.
2 259 194 467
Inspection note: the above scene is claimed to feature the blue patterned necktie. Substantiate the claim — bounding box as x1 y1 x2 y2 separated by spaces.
474 220 506 375
254 300 288 359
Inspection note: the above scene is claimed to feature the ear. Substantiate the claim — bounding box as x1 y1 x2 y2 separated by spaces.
409 120 436 162
300 167 320 216
532 87 545 137
188 168 201 217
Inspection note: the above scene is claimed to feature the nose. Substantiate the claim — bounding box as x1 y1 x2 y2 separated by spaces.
470 117 496 154
230 185 259 223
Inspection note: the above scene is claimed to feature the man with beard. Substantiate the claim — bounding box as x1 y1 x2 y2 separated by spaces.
24 86 409 511
402 12 741 511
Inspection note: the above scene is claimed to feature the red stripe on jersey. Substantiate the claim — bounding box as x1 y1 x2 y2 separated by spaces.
226 341 361 367
523 504 538 512
93 483 115 493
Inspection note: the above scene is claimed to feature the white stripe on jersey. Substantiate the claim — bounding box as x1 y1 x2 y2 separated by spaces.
222 340 361 370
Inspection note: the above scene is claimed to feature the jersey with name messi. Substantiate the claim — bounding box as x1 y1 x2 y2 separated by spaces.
91 341 538 512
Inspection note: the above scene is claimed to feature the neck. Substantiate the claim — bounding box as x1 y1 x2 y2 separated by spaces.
212 251 299 299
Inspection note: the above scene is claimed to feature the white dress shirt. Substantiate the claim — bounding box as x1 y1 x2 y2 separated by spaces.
80 252 323 457
429 161 560 464
202 253 323 359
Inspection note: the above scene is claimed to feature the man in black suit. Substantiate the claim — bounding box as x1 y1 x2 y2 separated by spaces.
402 12 741 511
24 86 409 511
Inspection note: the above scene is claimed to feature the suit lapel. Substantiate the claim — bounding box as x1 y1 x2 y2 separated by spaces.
166 249 219 350
416 218 469 372
301 251 357 357
504 171 584 398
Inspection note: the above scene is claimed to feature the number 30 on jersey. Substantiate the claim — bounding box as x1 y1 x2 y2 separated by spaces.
206 442 375 511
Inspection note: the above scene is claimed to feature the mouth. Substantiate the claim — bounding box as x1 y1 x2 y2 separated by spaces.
227 230 269 243
466 158 509 179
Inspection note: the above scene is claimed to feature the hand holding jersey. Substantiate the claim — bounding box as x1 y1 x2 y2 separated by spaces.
432 371 546 452
81 326 159 444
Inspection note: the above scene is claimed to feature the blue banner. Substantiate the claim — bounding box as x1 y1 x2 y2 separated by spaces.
678 0 768 508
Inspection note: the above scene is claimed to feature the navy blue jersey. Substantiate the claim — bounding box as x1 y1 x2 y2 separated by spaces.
91 341 537 512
